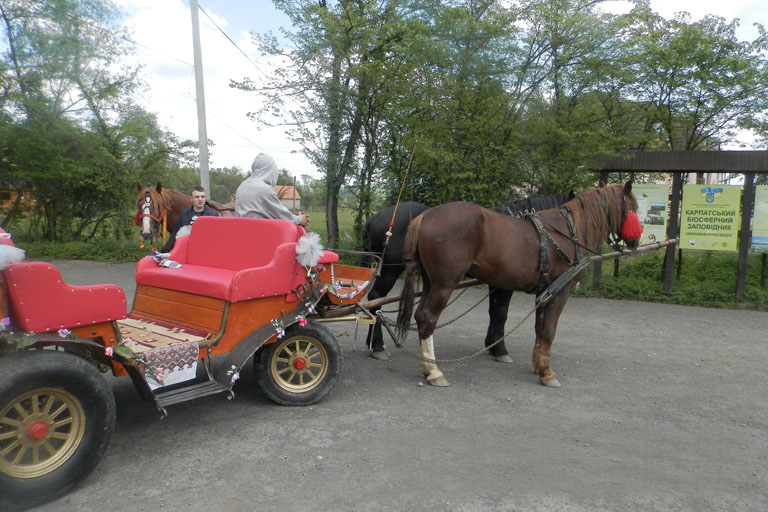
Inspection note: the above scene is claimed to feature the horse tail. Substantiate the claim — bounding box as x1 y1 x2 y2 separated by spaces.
396 214 423 340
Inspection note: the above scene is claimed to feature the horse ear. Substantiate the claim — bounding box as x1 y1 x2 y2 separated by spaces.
155 182 163 193
598 181 607 188
136 182 144 192
568 190 575 200
624 179 633 195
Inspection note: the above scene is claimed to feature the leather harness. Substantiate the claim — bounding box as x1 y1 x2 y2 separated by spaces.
525 208 580 296
526 192 628 306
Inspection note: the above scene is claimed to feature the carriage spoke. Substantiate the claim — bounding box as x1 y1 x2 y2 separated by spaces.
42 441 57 456
50 404 68 421
11 443 26 464
53 417 73 429
0 417 20 427
0 430 17 441
42 395 55 415
1 439 20 457
12 403 29 419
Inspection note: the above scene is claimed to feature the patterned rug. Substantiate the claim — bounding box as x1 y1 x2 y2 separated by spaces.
117 316 211 390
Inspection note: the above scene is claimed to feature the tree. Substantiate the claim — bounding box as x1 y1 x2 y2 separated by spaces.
237 0 419 248
620 5 768 150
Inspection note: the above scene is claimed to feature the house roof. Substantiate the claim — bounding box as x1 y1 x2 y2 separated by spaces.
274 185 302 200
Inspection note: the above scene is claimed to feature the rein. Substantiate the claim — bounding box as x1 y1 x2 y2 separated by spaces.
377 144 416 277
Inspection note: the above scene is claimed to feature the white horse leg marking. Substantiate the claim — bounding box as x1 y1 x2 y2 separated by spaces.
420 335 448 386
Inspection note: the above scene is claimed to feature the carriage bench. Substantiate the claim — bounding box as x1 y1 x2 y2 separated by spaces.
134 216 338 303
3 262 127 334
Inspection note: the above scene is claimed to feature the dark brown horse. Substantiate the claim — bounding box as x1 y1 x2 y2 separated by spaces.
361 194 571 361
396 182 640 388
135 183 234 245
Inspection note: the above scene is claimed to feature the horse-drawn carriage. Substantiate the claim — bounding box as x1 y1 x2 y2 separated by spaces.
1 179 666 508
0 216 375 507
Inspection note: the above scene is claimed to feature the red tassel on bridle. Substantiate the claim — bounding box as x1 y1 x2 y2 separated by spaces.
621 211 643 241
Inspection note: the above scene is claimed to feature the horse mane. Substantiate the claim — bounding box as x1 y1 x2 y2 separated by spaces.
490 193 570 217
562 185 628 250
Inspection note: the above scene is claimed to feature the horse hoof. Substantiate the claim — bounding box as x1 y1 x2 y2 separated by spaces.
494 354 513 363
540 377 561 388
427 375 450 387
371 350 390 361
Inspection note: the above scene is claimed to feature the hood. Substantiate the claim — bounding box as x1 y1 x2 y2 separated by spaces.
251 153 279 186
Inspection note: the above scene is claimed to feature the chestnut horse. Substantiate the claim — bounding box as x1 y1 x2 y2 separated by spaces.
135 183 234 245
396 182 640 388
361 194 571 361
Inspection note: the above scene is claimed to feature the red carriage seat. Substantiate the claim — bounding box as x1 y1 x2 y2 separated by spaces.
134 217 338 302
3 262 128 334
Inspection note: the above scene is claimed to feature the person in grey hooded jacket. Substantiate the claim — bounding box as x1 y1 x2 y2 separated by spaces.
235 153 309 226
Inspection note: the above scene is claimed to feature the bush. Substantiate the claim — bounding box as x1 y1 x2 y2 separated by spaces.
572 250 768 309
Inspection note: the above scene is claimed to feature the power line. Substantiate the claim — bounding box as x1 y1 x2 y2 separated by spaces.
197 3 309 112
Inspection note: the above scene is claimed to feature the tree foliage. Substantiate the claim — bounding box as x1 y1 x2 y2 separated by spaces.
2 0 767 248
0 0 186 240
240 0 765 249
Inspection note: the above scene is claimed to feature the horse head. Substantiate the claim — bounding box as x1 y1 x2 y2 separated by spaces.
597 181 641 250
135 182 167 242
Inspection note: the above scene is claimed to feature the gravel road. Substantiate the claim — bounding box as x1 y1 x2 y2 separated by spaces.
26 260 768 512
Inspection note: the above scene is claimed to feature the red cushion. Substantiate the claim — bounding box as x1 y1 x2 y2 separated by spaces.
318 251 340 264
135 258 235 301
135 217 315 302
4 262 127 333
185 217 301 269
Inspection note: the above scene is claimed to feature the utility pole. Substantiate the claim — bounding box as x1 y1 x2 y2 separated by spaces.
189 0 210 192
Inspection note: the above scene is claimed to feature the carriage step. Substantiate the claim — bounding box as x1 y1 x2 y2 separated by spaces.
154 380 230 407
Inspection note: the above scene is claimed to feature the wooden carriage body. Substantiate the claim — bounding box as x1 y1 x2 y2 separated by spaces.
0 217 373 409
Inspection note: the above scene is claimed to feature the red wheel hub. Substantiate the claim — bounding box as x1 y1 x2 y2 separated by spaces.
27 421 49 441
293 357 307 370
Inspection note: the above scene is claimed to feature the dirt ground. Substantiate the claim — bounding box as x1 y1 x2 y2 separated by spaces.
27 260 768 512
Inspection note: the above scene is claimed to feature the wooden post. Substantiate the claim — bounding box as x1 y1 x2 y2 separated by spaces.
736 172 755 297
663 172 682 294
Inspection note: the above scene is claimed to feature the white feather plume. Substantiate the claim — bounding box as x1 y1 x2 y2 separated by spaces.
0 245 25 270
296 232 324 267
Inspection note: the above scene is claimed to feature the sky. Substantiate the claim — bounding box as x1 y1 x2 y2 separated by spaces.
114 1 767 180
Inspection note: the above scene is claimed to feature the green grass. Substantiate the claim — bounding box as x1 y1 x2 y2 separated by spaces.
571 250 768 310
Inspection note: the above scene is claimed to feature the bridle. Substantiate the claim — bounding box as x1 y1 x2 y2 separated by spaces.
136 188 169 249
595 189 631 249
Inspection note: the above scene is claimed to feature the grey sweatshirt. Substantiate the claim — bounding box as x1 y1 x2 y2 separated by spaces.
234 153 301 224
